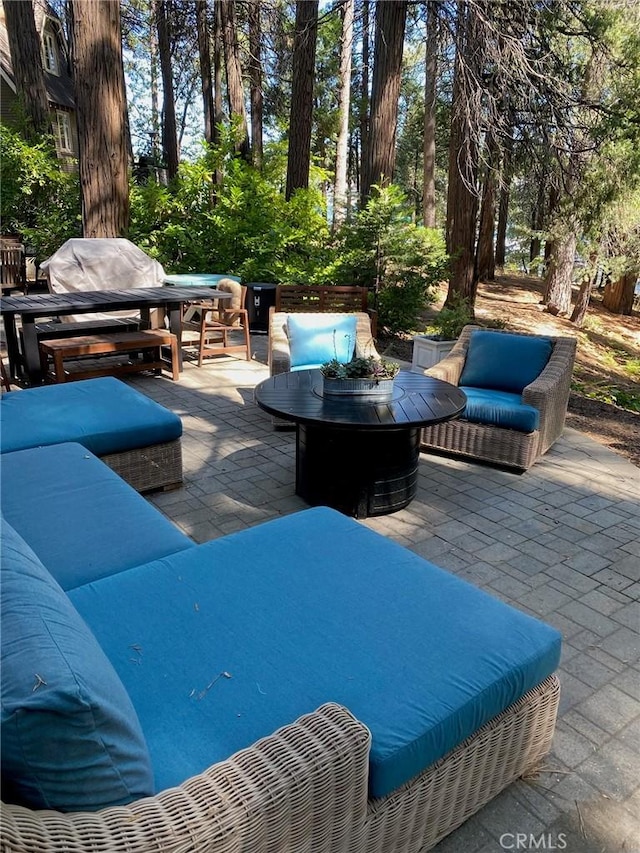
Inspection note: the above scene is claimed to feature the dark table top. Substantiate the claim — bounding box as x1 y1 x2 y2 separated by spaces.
255 369 467 430
0 287 231 317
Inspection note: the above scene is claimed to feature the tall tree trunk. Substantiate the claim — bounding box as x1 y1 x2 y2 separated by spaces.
359 0 370 202
333 0 354 228
602 270 637 315
543 228 576 315
155 0 179 180
570 253 598 326
248 1 263 169
4 0 51 140
475 133 499 282
196 0 215 145
149 5 160 160
70 0 129 237
285 0 319 200
445 2 480 307
213 0 223 142
529 178 546 265
220 0 250 161
361 0 408 201
422 0 438 228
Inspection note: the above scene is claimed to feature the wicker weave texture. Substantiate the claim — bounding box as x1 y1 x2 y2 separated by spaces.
1 679 560 853
420 326 577 470
1 704 371 853
357 675 560 853
100 439 183 493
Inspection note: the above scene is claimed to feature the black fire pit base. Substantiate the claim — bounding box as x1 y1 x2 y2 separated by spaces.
296 424 421 519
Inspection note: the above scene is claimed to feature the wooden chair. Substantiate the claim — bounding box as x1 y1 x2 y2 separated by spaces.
274 285 377 336
1 245 27 295
191 278 251 365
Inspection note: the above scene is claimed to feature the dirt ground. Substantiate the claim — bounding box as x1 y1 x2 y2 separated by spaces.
380 274 640 468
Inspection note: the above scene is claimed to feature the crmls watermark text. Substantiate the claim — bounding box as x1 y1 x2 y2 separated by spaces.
499 833 568 850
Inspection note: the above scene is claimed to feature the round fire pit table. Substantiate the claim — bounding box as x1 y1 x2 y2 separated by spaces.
255 369 466 518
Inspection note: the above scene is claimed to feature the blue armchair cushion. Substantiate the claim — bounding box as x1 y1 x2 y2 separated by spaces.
0 376 182 456
70 507 561 800
287 314 357 368
1 443 193 591
460 387 540 432
459 331 553 394
0 518 154 812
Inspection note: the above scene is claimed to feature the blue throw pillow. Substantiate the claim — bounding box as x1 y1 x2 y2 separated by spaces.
459 330 553 394
0 517 154 811
287 314 357 368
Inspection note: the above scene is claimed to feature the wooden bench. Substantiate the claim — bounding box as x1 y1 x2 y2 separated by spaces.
39 329 179 383
274 285 377 336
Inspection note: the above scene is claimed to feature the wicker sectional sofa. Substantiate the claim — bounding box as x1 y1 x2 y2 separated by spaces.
1 442 561 853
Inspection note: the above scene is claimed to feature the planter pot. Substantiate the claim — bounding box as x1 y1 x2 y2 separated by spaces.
322 376 395 401
411 335 455 372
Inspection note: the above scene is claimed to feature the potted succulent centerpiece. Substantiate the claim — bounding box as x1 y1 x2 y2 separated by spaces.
411 296 473 372
321 355 400 401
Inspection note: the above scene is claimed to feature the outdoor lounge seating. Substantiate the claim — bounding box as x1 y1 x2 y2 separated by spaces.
421 325 577 470
267 310 380 426
0 377 182 492
1 440 561 853
268 310 378 377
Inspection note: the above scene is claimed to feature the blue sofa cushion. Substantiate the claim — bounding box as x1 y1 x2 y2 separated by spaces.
287 314 357 368
460 387 540 432
459 331 553 394
0 377 182 456
1 443 193 590
70 507 561 800
0 518 154 812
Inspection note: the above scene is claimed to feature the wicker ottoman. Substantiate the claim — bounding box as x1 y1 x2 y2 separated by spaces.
0 377 182 492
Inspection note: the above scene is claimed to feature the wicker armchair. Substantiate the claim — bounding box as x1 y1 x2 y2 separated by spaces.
421 325 577 470
268 310 378 378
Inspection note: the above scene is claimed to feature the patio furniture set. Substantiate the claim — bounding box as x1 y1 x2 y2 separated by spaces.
0 281 578 852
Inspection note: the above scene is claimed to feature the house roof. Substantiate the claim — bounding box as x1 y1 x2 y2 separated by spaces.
0 0 74 110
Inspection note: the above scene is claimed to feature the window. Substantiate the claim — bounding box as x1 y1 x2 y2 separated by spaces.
55 111 72 153
43 31 58 75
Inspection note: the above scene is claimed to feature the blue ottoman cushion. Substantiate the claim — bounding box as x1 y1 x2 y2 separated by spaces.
459 331 553 394
287 314 357 368
1 443 193 590
0 518 154 812
460 387 540 432
0 377 182 456
70 507 561 800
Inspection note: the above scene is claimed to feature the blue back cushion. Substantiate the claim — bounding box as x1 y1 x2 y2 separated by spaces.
1 443 192 591
287 314 357 368
0 518 154 811
459 331 553 394
0 377 182 456
70 506 561 800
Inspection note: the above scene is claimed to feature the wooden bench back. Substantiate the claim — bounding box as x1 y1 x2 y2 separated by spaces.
1 247 26 292
274 286 376 335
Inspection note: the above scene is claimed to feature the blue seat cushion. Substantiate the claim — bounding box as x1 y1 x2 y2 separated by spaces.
70 507 561 800
459 331 553 394
287 314 357 368
460 387 540 432
1 443 193 590
0 518 154 812
0 377 182 456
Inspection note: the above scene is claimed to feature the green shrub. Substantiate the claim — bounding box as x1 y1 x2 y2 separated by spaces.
328 186 449 333
0 124 80 257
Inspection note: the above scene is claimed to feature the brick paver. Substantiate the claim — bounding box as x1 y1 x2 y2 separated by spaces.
95 337 639 851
